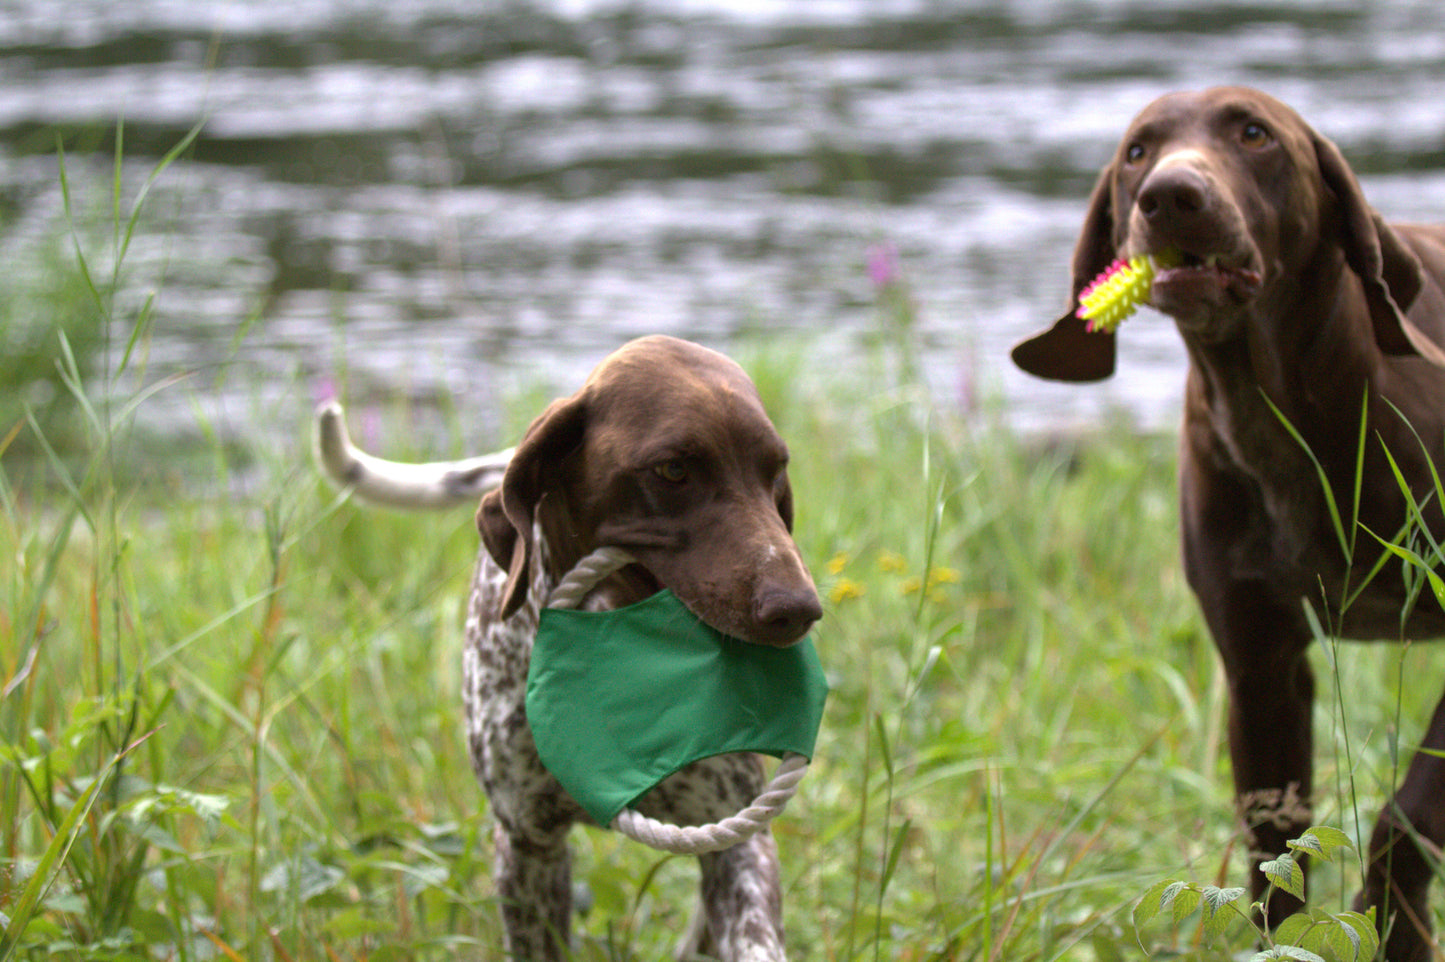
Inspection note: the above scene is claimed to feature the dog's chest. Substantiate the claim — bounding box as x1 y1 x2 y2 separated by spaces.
461 550 538 783
460 537 609 828
1192 371 1445 631
1189 373 1337 575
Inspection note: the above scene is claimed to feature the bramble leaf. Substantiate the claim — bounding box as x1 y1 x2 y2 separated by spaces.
1163 880 1201 925
1251 946 1326 962
1275 907 1378 962
1323 910 1378 962
1261 853 1305 901
1133 878 1174 933
1199 885 1247 942
1286 826 1354 863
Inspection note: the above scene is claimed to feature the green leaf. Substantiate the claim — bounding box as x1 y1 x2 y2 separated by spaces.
399 861 449 898
1251 946 1326 962
879 817 912 898
1328 910 1379 962
1275 911 1315 947
1199 885 1247 942
1164 881 1201 925
128 907 181 943
1261 853 1306 901
1363 530 1445 613
126 784 231 831
1323 916 1364 962
873 713 893 777
1133 878 1177 933
1273 907 1379 962
1286 826 1354 863
323 908 394 941
259 856 346 903
0 753 123 959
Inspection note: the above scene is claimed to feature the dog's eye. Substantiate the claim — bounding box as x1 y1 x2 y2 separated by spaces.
1240 122 1272 149
1124 142 1147 165
653 460 688 484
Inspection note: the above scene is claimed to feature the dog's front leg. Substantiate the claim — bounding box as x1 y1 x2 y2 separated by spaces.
1182 468 1316 923
686 764 787 962
493 822 573 961
1190 563 1315 920
640 756 788 961
695 833 785 962
1216 614 1315 924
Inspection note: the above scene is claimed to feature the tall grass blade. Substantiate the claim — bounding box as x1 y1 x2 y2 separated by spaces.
1377 442 1442 562
1349 390 1367 560
115 117 204 375
54 142 102 324
878 817 912 900
1263 393 1350 560
1361 529 1445 613
1383 397 1445 514
0 737 140 959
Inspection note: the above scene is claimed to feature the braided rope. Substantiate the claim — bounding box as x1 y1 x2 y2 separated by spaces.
546 547 810 855
546 546 638 610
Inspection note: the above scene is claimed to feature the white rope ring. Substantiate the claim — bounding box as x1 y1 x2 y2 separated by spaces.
545 546 810 855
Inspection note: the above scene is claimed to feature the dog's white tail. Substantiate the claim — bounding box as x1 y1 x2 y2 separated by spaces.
313 400 512 510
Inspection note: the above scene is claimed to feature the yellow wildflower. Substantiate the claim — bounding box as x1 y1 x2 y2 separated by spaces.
826 552 851 575
829 578 865 604
927 566 961 588
876 549 907 573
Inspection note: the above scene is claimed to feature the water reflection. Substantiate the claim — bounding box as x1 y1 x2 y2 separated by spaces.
1 0 1443 452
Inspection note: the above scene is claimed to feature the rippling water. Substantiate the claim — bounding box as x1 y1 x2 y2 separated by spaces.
3 0 1445 454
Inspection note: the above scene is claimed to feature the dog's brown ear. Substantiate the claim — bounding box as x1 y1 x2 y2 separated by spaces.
479 394 589 619
476 488 514 571
1315 131 1445 365
1011 165 1121 382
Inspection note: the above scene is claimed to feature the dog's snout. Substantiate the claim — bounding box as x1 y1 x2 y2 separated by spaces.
1139 165 1209 221
755 586 822 643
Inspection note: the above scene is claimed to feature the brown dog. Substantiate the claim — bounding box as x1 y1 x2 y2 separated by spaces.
318 335 820 960
1013 87 1445 960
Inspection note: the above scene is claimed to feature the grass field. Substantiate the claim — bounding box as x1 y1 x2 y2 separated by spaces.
4 153 1444 961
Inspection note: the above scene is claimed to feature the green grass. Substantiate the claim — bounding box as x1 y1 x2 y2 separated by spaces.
8 349 1443 961
3 145 1444 962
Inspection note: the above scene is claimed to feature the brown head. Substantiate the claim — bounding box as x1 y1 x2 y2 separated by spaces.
1012 85 1434 380
477 335 821 647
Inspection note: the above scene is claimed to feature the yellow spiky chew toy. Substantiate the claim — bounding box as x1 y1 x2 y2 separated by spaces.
1077 255 1155 334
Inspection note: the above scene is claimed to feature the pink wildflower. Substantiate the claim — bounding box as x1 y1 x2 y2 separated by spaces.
866 241 899 289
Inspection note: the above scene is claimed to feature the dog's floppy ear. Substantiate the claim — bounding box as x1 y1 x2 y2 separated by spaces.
1315 131 1445 366
1011 165 1121 382
476 488 514 576
475 393 589 618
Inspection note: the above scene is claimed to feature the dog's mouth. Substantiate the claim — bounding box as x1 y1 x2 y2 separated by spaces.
1146 246 1263 320
613 561 814 648
618 562 663 599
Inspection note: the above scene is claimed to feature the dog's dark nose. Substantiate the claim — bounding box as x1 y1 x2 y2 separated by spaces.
1139 166 1209 221
755 587 822 643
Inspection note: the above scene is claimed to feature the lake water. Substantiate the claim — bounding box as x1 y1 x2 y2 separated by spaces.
4 0 1445 456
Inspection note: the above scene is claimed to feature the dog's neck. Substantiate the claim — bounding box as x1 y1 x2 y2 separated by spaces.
1180 254 1377 465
